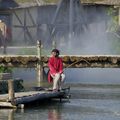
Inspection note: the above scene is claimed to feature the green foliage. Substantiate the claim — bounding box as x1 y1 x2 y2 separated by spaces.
0 66 12 73
107 7 119 32
106 7 120 54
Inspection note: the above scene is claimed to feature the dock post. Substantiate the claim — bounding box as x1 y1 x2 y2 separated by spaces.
8 80 15 103
37 40 44 87
119 7 120 25
52 40 56 49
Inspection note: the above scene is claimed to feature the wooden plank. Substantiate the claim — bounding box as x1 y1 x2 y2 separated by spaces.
26 8 36 26
15 91 64 105
8 80 15 102
0 90 66 106
13 25 36 28
0 91 44 101
0 102 16 108
24 9 27 43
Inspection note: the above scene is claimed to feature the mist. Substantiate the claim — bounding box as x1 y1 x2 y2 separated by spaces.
5 0 120 86
51 1 113 55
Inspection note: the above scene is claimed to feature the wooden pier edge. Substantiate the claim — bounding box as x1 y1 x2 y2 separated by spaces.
0 102 17 108
0 87 70 108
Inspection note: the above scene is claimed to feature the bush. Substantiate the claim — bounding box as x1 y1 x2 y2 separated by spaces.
0 66 12 73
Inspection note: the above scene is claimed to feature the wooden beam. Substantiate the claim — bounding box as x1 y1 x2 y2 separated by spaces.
119 7 120 25
8 80 15 103
0 102 16 108
24 9 27 43
13 11 23 25
13 25 37 28
13 10 34 43
26 8 36 26
37 40 44 87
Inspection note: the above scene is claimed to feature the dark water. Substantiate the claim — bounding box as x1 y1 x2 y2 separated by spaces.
1 68 120 120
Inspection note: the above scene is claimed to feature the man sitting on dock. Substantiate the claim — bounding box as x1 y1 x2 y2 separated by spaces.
48 49 65 91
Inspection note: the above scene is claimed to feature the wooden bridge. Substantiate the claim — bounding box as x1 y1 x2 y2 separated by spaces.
0 55 120 68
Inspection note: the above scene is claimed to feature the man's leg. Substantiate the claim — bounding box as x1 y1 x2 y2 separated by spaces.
53 73 60 90
58 73 65 90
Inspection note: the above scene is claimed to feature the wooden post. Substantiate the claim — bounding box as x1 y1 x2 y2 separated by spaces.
37 40 43 87
0 20 7 54
8 80 15 102
52 40 56 49
119 7 120 25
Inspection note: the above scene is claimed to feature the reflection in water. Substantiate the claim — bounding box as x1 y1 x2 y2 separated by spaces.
0 109 14 120
0 98 120 120
8 110 14 120
48 109 61 120
1 68 120 120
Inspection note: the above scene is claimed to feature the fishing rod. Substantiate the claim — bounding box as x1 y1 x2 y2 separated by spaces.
64 58 90 69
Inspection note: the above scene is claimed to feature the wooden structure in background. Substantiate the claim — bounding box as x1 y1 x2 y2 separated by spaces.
1 0 120 46
0 55 120 68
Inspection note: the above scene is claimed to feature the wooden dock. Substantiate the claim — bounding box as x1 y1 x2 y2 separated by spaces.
0 89 69 108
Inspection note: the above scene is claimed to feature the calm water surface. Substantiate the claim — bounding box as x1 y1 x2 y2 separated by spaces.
1 68 120 120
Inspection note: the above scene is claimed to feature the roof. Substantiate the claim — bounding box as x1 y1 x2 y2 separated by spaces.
0 0 18 9
14 0 58 6
81 0 120 5
0 0 120 10
15 0 57 4
14 0 120 6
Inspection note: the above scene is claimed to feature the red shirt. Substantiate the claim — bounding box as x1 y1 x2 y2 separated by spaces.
48 56 63 83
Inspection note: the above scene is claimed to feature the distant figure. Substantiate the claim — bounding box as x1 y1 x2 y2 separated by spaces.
48 49 65 91
0 20 7 54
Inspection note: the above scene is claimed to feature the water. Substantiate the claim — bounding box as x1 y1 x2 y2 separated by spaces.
1 93 120 120
0 0 119 119
0 68 120 120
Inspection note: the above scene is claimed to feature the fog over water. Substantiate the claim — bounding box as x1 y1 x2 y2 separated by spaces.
12 0 120 87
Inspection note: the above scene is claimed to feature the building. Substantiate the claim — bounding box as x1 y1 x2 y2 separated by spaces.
0 0 119 46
